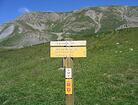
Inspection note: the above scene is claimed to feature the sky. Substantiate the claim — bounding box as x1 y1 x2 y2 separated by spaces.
0 0 138 24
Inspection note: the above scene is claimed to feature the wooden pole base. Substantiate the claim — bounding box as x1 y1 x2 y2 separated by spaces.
65 95 74 105
63 58 74 105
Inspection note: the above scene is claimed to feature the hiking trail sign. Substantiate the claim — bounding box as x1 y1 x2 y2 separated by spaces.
50 41 86 58
50 40 87 105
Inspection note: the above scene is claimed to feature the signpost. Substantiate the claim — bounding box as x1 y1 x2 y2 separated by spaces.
50 40 87 105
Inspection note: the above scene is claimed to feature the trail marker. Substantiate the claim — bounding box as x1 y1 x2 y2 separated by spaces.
65 79 73 95
65 68 72 79
50 40 87 105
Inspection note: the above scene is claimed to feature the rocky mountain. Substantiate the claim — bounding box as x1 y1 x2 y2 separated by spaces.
0 6 138 48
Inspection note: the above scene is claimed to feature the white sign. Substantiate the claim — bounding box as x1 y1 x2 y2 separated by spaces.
50 40 86 46
65 68 72 79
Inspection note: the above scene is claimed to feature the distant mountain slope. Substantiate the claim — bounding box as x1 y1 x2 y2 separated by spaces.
0 6 138 48
0 28 138 105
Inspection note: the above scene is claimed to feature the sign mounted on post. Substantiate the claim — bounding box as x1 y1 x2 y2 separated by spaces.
50 40 87 58
65 68 72 79
50 40 86 46
50 47 86 58
65 79 72 95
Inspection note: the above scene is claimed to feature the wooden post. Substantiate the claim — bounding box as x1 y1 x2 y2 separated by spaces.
50 40 86 105
63 57 74 105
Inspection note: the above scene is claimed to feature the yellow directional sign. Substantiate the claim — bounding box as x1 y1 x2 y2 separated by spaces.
65 79 72 95
50 47 86 58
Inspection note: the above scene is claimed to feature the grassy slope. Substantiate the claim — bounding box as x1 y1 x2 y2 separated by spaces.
0 28 138 105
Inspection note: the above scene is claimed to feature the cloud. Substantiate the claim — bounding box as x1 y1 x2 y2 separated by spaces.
18 8 31 14
46 10 55 12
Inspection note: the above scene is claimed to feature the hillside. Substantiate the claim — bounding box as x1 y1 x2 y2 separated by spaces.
0 6 138 48
0 28 138 105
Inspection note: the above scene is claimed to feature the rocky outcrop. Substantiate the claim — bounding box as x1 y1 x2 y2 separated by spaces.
85 10 103 33
0 25 14 41
0 6 138 48
26 22 46 31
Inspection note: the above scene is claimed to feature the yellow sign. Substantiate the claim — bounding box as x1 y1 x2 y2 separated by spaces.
65 79 72 95
50 47 86 58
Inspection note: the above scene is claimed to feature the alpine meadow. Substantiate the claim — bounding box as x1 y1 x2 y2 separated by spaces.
0 5 138 105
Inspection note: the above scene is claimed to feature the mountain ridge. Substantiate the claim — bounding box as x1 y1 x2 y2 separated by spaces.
0 5 138 48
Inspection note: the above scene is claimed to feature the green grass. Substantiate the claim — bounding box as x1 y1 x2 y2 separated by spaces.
0 28 138 105
100 12 126 32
